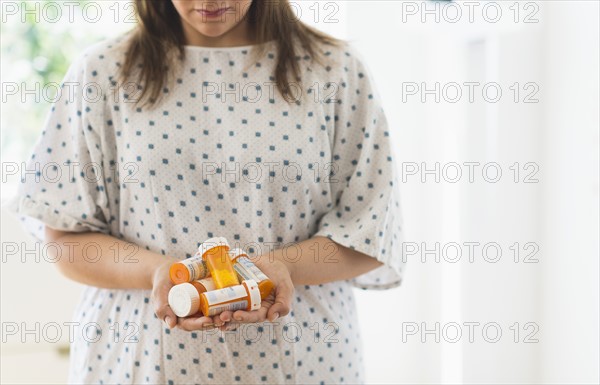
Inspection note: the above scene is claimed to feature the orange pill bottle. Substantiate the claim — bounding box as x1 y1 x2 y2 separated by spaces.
169 251 210 284
168 278 216 317
199 279 261 316
198 237 239 289
229 248 274 300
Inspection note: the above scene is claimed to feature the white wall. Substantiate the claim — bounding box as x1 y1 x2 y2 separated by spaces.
540 2 600 383
348 1 599 384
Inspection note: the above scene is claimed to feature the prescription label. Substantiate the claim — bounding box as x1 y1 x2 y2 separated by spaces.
207 300 249 316
182 256 208 281
236 258 269 282
205 285 247 305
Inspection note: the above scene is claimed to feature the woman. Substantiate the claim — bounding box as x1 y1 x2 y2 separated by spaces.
9 0 404 383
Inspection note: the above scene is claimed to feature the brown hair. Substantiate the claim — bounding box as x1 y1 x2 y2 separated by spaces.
119 0 340 107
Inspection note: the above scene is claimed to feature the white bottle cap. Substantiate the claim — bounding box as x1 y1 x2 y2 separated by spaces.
228 248 248 261
168 283 200 318
198 237 229 256
243 279 262 311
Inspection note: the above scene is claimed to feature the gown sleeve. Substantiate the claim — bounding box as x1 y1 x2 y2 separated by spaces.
4 52 113 242
314 46 406 289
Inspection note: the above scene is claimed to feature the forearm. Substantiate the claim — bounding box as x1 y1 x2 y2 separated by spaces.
265 236 383 285
45 227 175 290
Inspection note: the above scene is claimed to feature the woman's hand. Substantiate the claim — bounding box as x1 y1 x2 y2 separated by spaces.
150 257 218 331
154 254 294 332
151 259 179 329
214 256 295 330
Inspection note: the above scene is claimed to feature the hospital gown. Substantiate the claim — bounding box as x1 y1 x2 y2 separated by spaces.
8 34 405 384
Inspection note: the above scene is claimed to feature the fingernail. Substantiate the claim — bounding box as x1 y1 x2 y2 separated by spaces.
271 313 279 322
164 316 172 328
234 316 243 321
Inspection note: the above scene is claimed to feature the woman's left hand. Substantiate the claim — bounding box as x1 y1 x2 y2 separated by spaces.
214 256 295 331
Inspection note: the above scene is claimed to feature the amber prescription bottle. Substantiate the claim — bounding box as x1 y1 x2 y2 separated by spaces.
168 278 217 317
169 251 209 284
229 248 274 300
199 279 261 316
199 237 239 289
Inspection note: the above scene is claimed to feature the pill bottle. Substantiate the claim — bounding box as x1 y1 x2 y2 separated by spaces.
199 279 261 316
199 237 239 289
169 251 210 284
168 278 216 317
229 248 274 300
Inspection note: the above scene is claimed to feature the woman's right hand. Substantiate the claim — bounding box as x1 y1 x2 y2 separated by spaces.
151 259 179 329
150 258 217 331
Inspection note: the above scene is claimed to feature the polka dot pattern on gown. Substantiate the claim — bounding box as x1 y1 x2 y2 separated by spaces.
7 34 404 384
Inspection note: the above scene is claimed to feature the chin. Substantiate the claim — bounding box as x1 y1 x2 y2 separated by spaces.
195 25 234 39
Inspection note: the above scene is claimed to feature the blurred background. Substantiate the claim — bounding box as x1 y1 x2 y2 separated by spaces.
1 0 598 383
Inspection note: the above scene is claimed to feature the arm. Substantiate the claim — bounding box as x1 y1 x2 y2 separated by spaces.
263 235 383 286
44 226 180 327
202 236 381 328
44 227 173 289
46 227 380 330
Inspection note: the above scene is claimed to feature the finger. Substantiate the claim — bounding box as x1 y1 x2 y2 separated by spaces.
225 323 239 331
154 298 177 329
153 277 177 328
267 282 294 321
164 307 178 329
177 315 216 331
213 311 236 328
232 306 268 323
220 322 239 332
218 311 234 323
213 315 226 327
